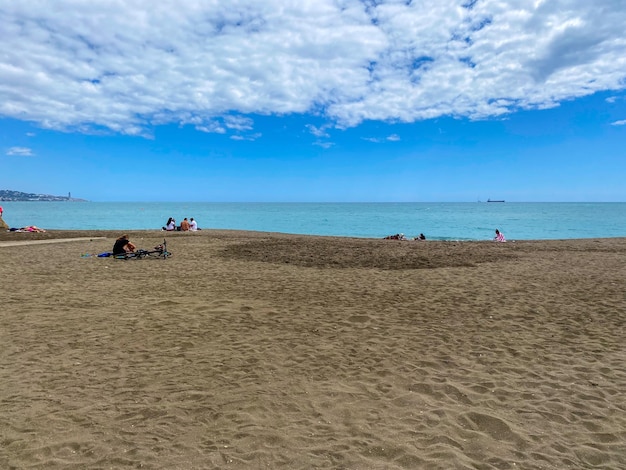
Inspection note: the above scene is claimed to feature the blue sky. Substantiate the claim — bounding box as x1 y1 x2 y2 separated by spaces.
1 0 625 202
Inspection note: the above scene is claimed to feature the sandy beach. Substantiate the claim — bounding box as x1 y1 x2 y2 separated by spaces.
1 229 624 469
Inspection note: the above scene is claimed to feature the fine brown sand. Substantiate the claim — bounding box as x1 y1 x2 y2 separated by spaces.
1 230 625 469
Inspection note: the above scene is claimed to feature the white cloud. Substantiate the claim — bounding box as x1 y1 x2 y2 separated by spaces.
224 116 254 131
611 119 626 126
196 122 226 134
363 134 400 143
314 141 334 149
6 146 34 156
230 132 262 141
1 0 625 136
306 124 331 138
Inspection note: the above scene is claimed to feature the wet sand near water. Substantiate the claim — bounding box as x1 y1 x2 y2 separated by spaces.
1 229 625 469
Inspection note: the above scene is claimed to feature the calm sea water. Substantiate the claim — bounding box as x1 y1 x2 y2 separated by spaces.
2 202 625 240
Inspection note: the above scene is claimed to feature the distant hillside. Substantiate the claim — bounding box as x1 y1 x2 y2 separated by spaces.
0 189 87 202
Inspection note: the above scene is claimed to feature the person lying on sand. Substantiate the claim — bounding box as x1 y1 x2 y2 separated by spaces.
384 233 407 240
9 225 47 233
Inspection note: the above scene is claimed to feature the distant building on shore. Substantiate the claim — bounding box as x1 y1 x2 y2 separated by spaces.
0 189 87 202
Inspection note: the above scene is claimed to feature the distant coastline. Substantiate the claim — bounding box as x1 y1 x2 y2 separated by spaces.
0 189 87 202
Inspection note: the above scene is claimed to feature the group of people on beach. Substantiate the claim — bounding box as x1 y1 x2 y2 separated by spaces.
383 233 426 241
162 217 198 232
383 229 506 242
1 207 46 232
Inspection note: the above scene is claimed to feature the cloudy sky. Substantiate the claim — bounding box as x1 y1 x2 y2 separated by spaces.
1 0 625 201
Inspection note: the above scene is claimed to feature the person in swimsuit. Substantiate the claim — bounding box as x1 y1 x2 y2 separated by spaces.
21 225 46 232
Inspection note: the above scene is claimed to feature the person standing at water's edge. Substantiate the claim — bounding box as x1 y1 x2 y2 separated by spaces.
0 205 7 230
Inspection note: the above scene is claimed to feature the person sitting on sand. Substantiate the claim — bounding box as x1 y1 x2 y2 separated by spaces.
189 218 198 231
112 234 136 255
180 217 190 231
494 229 506 242
163 217 176 231
414 233 426 240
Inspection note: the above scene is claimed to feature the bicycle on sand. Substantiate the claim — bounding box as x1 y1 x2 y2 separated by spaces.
114 239 172 260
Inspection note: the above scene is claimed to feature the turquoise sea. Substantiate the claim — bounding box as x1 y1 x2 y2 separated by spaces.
2 202 625 241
